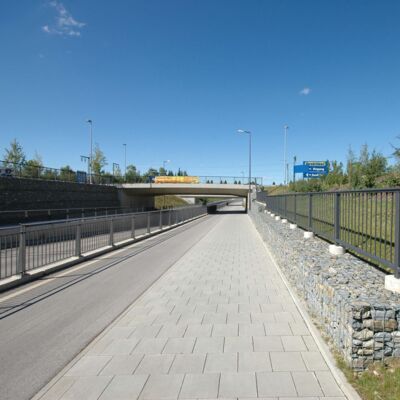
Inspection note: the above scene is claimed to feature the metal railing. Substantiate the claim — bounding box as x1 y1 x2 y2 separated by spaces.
258 189 400 277
0 205 206 282
1 161 263 186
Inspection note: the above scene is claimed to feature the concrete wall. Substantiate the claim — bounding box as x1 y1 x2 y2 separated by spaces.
0 177 120 211
251 204 400 370
117 189 155 210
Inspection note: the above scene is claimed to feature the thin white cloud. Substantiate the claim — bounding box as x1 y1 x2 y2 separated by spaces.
42 1 85 37
299 87 311 96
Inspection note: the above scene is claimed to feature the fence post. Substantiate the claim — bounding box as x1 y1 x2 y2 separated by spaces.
75 223 82 257
334 192 341 244
109 219 114 246
168 209 172 226
147 212 151 234
294 194 297 223
284 196 287 218
308 193 313 230
394 192 400 278
131 216 135 239
159 210 163 229
18 225 26 275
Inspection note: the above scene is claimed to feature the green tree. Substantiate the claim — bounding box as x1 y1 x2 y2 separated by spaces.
91 144 107 175
23 152 43 178
59 165 75 182
3 139 26 167
125 164 141 182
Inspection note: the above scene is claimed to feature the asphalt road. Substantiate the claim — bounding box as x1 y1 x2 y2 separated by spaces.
0 213 220 400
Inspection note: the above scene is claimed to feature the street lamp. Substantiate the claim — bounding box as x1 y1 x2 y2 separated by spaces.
123 143 127 181
283 124 289 186
237 129 252 210
86 119 93 184
162 160 170 174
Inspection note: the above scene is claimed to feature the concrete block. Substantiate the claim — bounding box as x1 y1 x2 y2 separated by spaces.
289 223 297 230
385 275 400 294
281 219 288 224
328 244 345 256
304 231 314 239
275 216 281 221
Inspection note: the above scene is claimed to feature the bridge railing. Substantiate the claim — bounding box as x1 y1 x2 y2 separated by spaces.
0 205 206 283
257 189 400 277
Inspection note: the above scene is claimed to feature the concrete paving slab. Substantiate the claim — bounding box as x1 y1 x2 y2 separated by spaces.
34 211 351 400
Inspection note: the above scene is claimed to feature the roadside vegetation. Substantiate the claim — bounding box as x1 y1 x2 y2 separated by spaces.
265 142 400 194
154 195 189 209
2 139 189 182
335 354 400 400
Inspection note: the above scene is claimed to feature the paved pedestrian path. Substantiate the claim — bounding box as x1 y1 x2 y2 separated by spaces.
35 210 350 400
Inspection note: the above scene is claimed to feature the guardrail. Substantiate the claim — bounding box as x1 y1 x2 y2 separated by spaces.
257 189 400 277
0 205 206 284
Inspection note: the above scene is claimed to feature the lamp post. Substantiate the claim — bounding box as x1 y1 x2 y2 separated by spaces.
123 143 127 181
283 124 289 186
86 119 93 184
162 160 170 174
237 129 252 210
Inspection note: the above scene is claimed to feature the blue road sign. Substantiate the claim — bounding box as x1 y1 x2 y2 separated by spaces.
294 161 329 179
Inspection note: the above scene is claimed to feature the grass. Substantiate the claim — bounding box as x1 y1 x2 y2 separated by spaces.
154 195 189 209
335 354 400 400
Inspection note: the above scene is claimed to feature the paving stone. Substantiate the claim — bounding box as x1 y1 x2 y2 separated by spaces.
135 354 175 374
264 322 293 336
239 323 265 337
132 324 162 338
256 371 297 397
132 338 168 354
203 312 227 324
65 356 111 377
315 371 344 397
193 337 224 353
185 324 212 338
251 312 276 323
180 373 220 398
227 312 251 324
301 352 329 371
270 352 306 371
98 375 148 400
59 376 113 400
39 377 77 400
303 335 319 351
212 324 238 337
253 336 283 352
224 336 253 353
140 374 184 400
238 352 272 372
157 324 187 338
292 372 324 397
100 354 144 376
169 354 206 374
219 372 257 398
282 336 308 351
101 339 141 355
290 321 310 335
204 353 237 372
163 337 196 354
106 326 137 339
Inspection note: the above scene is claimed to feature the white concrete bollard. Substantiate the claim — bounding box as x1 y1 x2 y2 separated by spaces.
289 223 297 230
328 244 345 256
275 216 281 221
281 219 288 224
304 231 314 239
385 275 400 294
271 213 275 217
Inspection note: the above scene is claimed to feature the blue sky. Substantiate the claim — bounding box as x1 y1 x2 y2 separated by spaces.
1 0 400 184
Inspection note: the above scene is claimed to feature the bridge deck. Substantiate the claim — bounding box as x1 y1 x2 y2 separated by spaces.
34 205 350 400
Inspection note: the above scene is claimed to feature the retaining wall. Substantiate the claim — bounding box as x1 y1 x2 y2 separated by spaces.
0 177 119 211
250 204 400 370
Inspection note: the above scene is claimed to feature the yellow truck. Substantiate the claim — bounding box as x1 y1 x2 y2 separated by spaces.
154 176 199 184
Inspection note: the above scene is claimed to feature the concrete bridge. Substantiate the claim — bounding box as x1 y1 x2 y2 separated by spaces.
116 183 253 209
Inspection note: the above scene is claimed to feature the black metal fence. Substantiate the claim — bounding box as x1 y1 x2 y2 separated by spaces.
257 190 400 277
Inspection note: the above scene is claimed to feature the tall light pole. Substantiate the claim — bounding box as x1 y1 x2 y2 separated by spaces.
237 129 252 210
283 124 289 186
163 160 170 174
123 143 127 181
86 119 93 184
